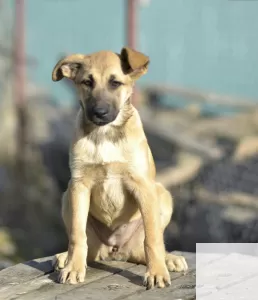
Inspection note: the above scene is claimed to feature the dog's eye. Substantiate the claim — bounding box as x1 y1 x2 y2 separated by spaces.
110 80 123 88
82 79 93 88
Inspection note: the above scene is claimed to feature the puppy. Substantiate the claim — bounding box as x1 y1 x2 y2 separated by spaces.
52 47 188 289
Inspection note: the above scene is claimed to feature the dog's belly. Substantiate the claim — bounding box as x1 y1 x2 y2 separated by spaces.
89 177 140 228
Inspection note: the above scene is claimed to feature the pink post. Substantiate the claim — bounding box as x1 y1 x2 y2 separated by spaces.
126 0 138 106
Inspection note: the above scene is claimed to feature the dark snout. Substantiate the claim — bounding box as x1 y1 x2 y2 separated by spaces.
93 105 109 119
87 101 118 126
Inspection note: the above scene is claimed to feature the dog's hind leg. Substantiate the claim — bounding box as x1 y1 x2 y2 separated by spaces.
125 183 188 272
53 252 68 271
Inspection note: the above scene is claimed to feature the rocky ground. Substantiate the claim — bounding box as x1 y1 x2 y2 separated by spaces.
144 104 258 253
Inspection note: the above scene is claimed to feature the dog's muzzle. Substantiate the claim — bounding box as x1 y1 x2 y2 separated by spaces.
87 102 118 126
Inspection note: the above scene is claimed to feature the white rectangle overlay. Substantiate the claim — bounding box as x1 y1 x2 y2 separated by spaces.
197 243 258 299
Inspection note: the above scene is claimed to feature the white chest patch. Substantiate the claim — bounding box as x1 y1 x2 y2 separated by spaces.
75 137 126 165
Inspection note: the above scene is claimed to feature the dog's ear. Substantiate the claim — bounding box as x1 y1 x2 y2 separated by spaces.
52 54 85 81
120 47 149 80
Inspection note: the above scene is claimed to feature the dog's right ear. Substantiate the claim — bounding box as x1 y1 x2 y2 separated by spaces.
52 54 85 81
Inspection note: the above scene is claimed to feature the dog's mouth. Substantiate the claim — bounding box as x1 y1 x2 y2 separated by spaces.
87 112 118 126
91 118 112 126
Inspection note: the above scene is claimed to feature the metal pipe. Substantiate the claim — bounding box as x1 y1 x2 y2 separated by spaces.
126 0 138 106
127 0 137 50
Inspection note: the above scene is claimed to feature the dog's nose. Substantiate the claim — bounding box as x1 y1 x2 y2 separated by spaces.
93 106 109 118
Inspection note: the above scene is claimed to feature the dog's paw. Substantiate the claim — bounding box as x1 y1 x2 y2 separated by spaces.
52 252 68 271
166 253 188 272
143 264 171 289
58 261 86 284
57 248 87 284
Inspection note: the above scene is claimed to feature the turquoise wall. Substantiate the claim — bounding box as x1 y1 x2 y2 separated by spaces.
139 0 258 100
25 0 258 106
26 0 125 105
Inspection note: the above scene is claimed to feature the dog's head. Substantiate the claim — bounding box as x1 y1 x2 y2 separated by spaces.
52 47 149 126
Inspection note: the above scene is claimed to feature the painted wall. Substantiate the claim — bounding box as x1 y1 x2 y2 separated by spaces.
26 0 125 106
25 0 258 106
139 0 258 100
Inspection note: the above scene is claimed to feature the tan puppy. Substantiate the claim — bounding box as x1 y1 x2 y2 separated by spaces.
51 47 188 289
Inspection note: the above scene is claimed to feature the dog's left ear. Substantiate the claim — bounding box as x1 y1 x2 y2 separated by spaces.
120 47 149 80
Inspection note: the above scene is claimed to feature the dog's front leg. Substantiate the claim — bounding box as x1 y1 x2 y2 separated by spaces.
59 180 90 284
127 176 171 289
